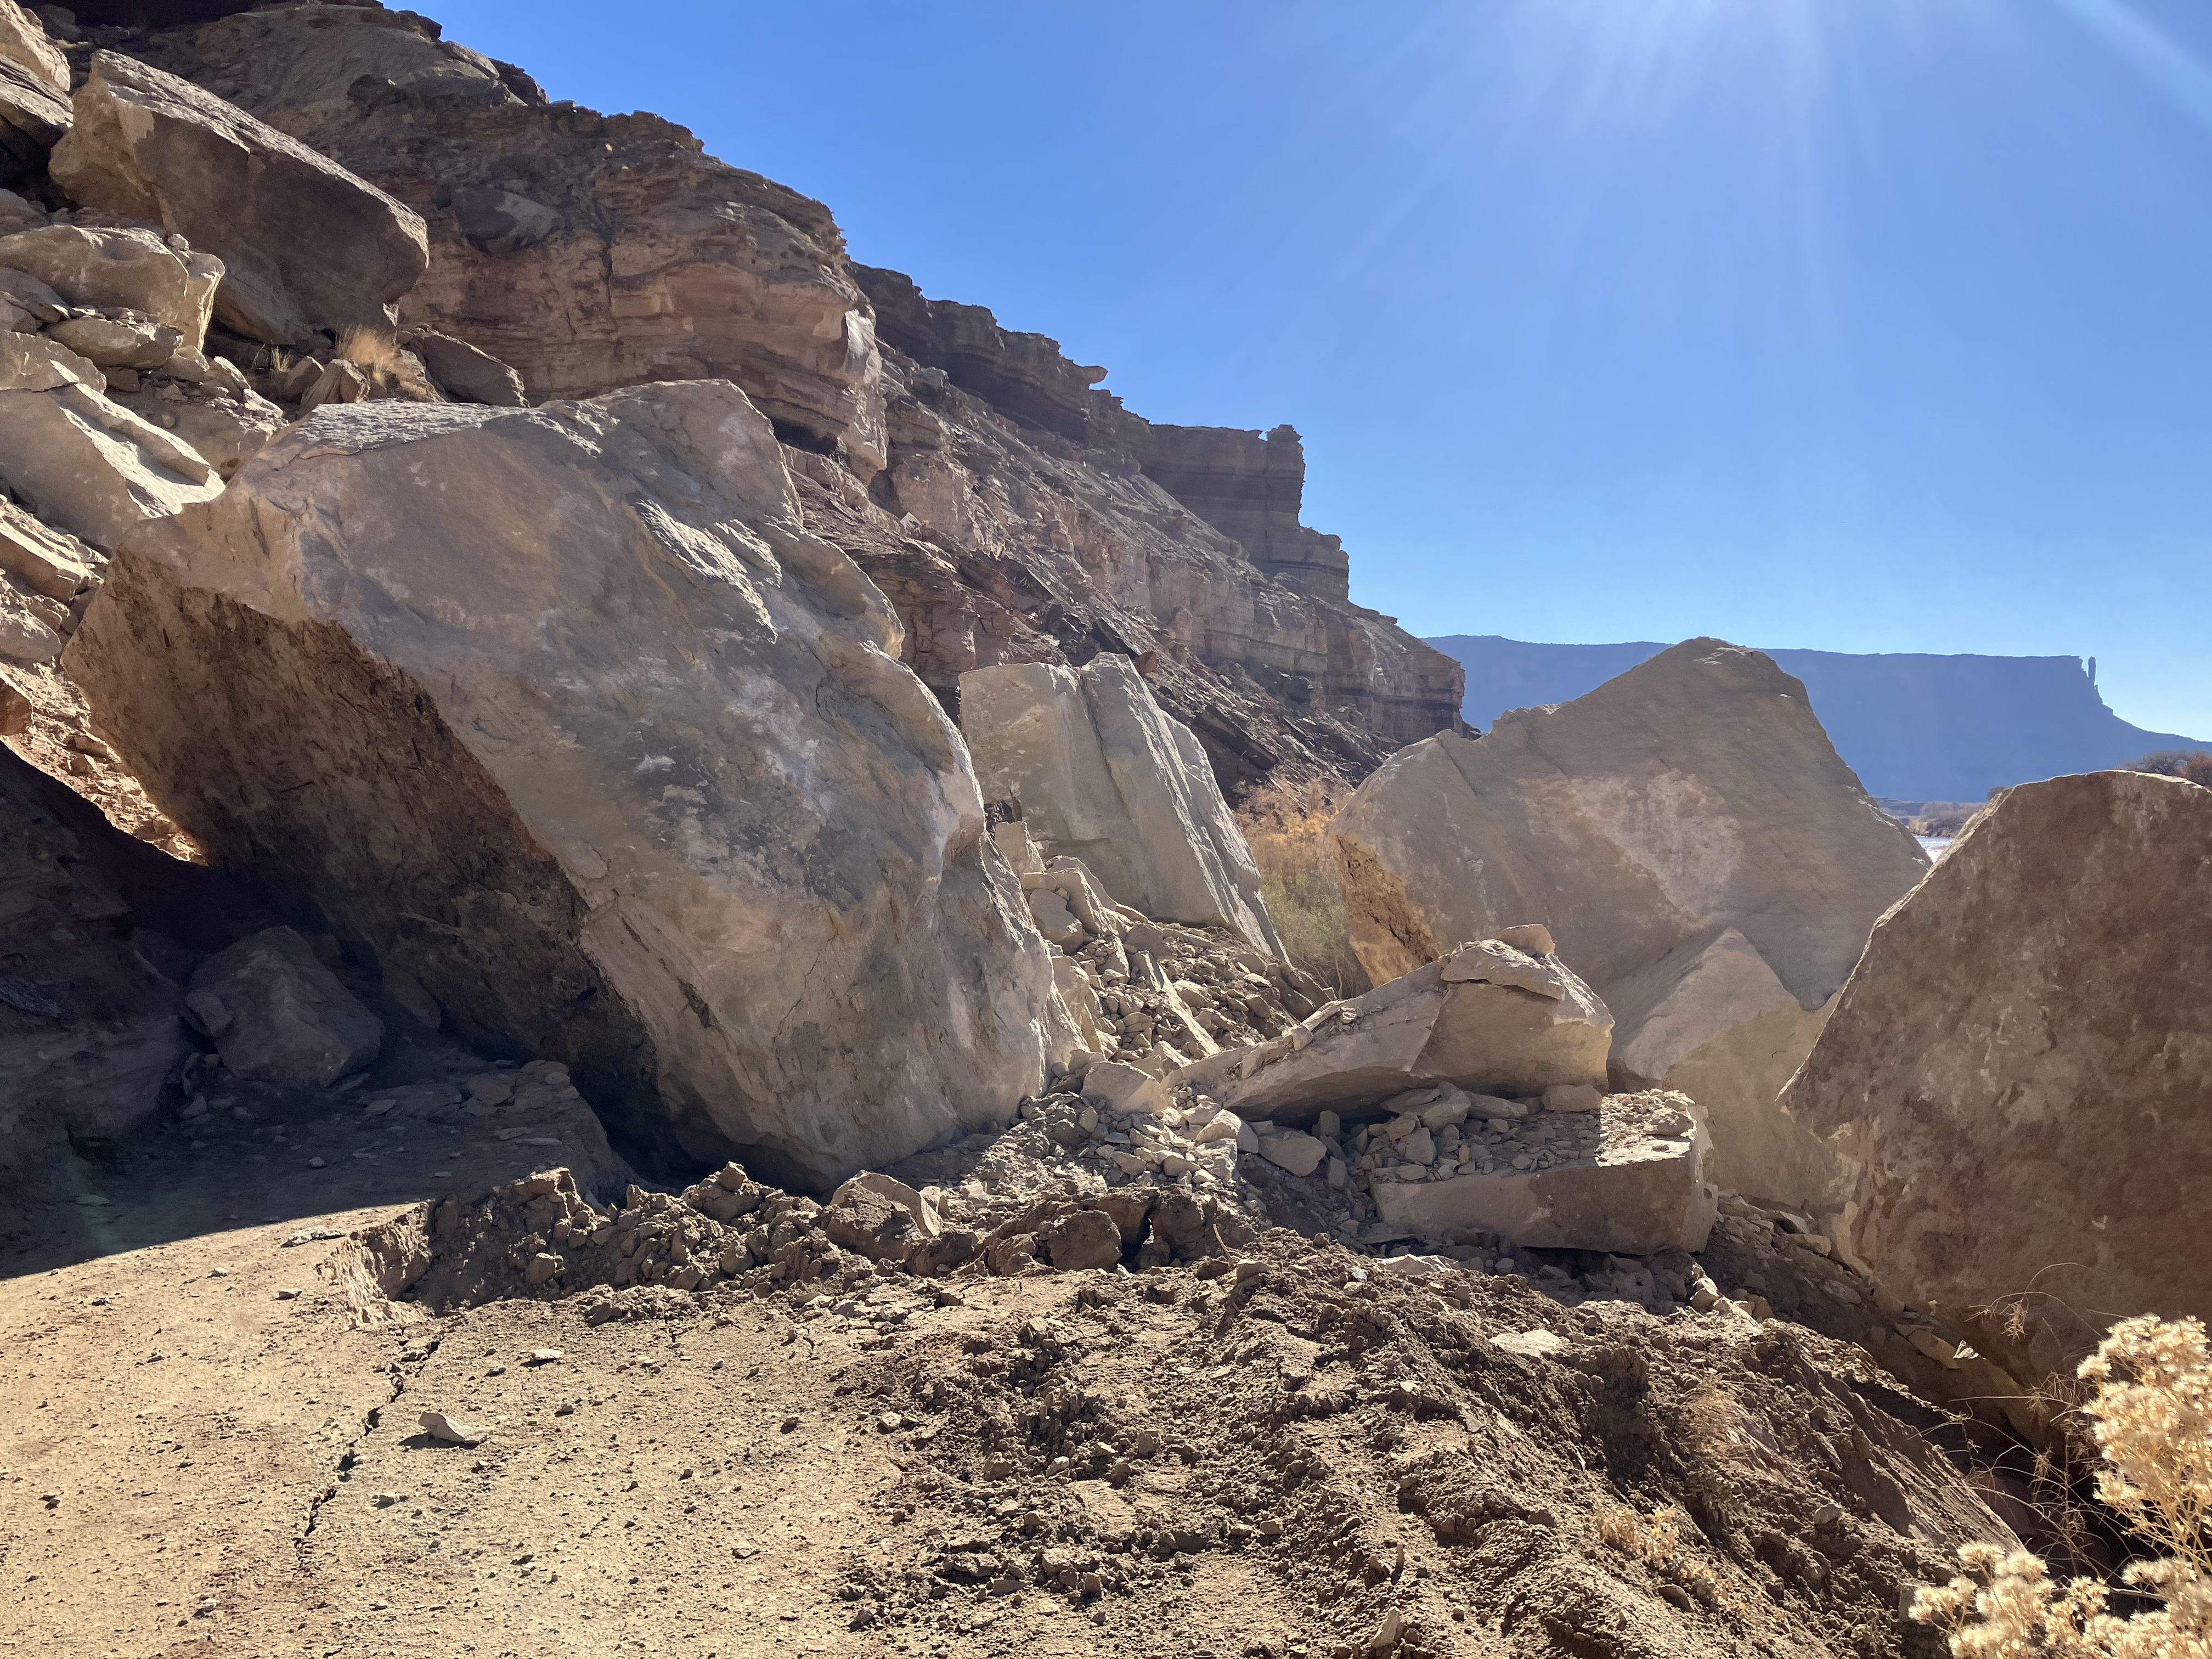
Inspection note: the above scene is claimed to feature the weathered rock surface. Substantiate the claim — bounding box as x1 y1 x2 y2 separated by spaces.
961 653 1284 957
0 223 199 337
51 52 430 345
69 380 1071 1187
1128 421 1350 601
1335 640 1928 1205
184 924 382 1086
0 0 67 179
1171 939 1612 1124
0 738 251 1191
1783 770 2212 1383
1371 1089 1719 1254
0 331 222 549
404 327 523 406
124 5 884 464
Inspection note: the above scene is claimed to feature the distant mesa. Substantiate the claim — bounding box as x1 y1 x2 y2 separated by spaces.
1427 633 2210 803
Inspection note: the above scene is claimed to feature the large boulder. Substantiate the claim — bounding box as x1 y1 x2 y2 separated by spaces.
0 332 222 549
1782 771 2212 1383
1333 639 1927 1205
0 0 67 180
67 379 1072 1186
50 52 429 346
1170 939 1611 1124
0 224 204 340
960 655 1285 958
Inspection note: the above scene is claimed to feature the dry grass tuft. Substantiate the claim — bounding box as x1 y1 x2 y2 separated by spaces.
1596 1502 1744 1611
1236 777 1370 998
1914 1315 2212 1657
336 326 439 402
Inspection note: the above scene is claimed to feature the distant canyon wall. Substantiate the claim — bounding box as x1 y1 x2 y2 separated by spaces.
1429 634 2208 802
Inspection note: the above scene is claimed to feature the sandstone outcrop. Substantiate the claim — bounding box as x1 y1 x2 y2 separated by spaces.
1128 422 1350 602
1782 770 2212 1384
126 4 885 466
69 380 1073 1187
1171 938 1611 1124
52 52 429 345
1334 639 1928 1205
960 654 1284 957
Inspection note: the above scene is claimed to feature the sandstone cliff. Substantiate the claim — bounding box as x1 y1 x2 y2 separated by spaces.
108 3 1463 795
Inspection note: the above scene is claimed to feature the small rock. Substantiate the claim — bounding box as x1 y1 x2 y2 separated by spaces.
275 1288 302 1300
419 1410 489 1446
1543 1082 1602 1113
306 1156 325 1169
1498 922 1555 956
1259 1130 1327 1178
877 1412 902 1434
523 1348 564 1365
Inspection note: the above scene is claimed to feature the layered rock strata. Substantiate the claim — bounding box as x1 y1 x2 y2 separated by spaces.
1333 639 1929 1207
68 381 1073 1186
1782 770 2212 1387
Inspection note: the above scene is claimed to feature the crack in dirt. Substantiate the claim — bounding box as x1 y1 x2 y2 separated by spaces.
295 1332 445 1567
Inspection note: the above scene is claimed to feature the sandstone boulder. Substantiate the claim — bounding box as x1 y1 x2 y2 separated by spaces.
69 380 1071 1186
406 329 524 407
1334 640 1927 1205
0 333 222 549
1371 1090 1718 1254
0 1 65 98
0 0 67 178
0 225 196 335
1782 771 2212 1382
822 1171 940 1264
51 52 430 345
1171 939 1611 1124
960 654 1285 958
184 926 383 1087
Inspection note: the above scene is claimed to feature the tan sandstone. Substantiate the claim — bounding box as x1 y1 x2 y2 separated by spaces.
67 381 1074 1188
1782 770 2212 1384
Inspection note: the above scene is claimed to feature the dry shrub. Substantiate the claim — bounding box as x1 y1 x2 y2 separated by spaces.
1236 777 1370 997
1596 1502 1742 1611
2128 752 2212 788
336 325 438 401
1914 1315 2212 1657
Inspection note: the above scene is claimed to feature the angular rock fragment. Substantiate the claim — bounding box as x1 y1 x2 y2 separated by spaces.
960 654 1284 958
0 225 198 334
1171 939 1611 1124
70 381 1071 1185
405 329 524 407
184 926 383 1087
0 332 221 549
1783 770 2212 1383
1371 1090 1718 1253
51 53 430 345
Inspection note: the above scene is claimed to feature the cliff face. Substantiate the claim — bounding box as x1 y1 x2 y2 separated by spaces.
114 6 1461 791
1431 634 2209 802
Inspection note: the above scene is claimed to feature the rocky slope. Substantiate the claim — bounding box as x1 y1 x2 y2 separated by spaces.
104 1 1464 794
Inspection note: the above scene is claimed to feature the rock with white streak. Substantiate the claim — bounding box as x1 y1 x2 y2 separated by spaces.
69 380 1072 1187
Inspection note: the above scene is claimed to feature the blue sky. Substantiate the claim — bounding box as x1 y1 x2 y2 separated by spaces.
434 0 2212 737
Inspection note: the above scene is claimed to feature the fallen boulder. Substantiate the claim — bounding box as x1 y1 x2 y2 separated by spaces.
69 380 1071 1186
0 224 200 338
1170 938 1611 1124
960 654 1285 958
184 926 383 1087
50 52 430 345
1333 640 1927 1206
1782 770 2212 1383
1370 1090 1717 1256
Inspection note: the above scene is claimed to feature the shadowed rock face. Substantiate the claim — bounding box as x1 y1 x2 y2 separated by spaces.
67 381 1073 1188
1784 770 2212 1384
